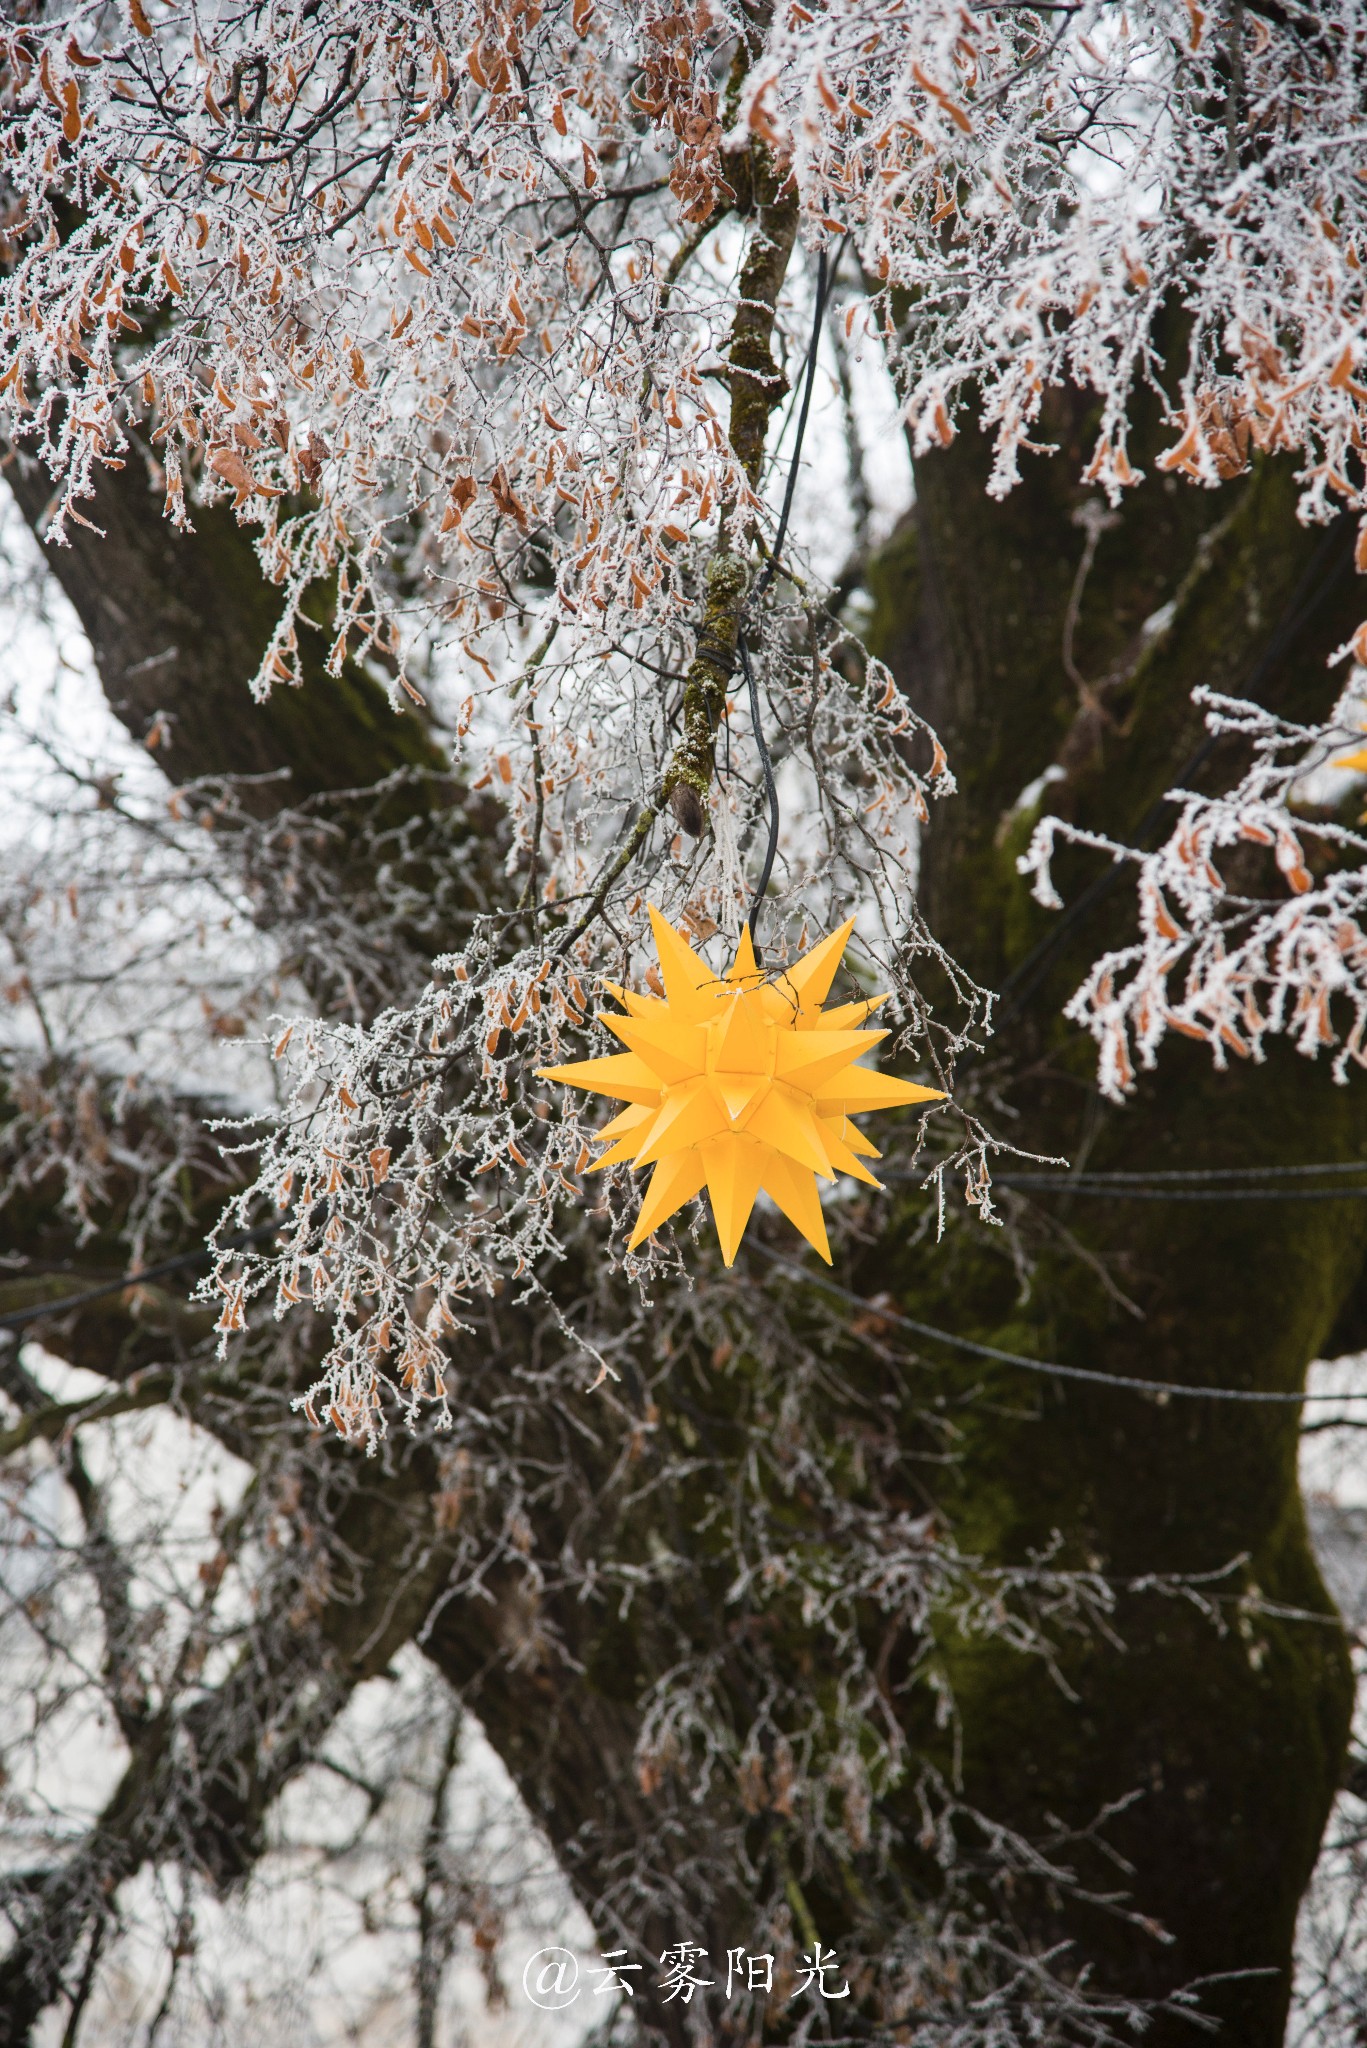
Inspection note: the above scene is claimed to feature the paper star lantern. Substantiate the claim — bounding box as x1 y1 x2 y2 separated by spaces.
537 908 945 1266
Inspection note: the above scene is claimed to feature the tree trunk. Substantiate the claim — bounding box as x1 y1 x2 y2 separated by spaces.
862 396 1365 2043
1 447 445 795
4 389 1365 2046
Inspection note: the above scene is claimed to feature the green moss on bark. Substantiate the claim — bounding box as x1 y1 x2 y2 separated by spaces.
861 408 1365 2043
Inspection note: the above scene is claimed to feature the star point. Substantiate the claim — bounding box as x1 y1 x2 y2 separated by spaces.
537 911 946 1266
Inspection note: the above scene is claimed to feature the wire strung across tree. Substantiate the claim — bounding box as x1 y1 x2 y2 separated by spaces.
9 1160 1366 1341
753 1246 1367 1405
0 1218 294 1338
885 1158 1367 1200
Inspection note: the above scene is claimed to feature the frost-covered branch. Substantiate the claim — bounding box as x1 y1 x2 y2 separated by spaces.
1020 687 1367 1098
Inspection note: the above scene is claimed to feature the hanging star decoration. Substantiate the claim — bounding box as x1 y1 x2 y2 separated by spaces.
537 908 945 1266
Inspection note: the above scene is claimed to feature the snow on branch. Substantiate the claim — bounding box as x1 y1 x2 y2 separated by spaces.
1020 688 1367 1100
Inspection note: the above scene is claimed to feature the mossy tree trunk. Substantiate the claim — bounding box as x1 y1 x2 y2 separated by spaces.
861 392 1367 2042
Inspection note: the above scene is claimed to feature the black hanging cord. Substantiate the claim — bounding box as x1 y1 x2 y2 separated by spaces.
738 627 780 952
738 243 839 958
754 245 835 610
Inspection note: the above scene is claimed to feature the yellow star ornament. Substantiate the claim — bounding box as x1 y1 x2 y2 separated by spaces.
537 909 945 1267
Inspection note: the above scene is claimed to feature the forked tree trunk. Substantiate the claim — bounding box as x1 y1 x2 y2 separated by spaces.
4 388 1366 2046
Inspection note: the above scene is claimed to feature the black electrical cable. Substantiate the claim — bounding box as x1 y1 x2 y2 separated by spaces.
882 1160 1367 1201
739 627 780 954
753 246 836 611
740 245 838 958
988 1158 1367 1182
0 1215 297 1338
753 1243 1367 1405
993 1180 1367 1202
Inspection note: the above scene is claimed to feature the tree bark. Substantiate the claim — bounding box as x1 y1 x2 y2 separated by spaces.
862 396 1365 2043
2 447 444 794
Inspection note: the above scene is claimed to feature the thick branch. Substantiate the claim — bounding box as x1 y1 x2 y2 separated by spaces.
662 153 799 827
3 446 444 798
0 1439 462 2046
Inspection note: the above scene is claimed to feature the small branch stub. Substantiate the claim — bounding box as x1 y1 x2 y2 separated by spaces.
669 782 707 837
